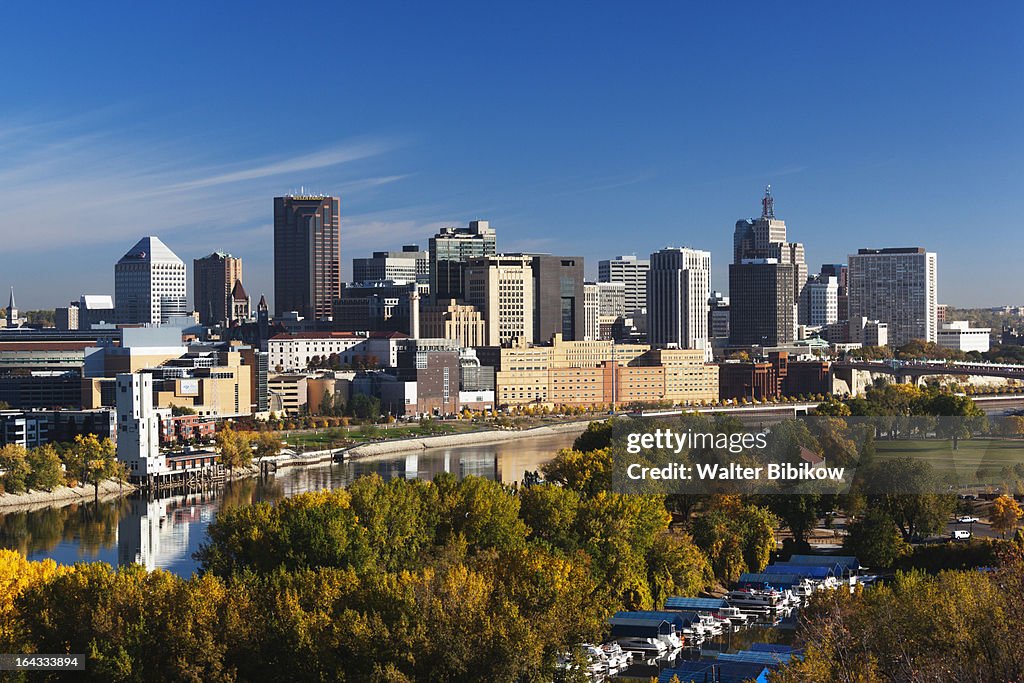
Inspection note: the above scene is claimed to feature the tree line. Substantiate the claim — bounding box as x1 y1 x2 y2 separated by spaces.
772 542 1024 682
0 435 123 498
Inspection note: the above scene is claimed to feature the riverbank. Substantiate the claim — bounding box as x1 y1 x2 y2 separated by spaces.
0 479 136 512
342 419 593 459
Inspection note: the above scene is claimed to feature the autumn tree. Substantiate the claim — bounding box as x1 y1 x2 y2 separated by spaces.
26 444 64 491
541 448 612 496
252 431 282 464
991 495 1023 538
0 445 31 494
215 426 252 478
67 434 117 498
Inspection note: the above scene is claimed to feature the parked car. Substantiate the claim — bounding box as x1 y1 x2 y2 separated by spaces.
957 516 980 524
952 529 971 540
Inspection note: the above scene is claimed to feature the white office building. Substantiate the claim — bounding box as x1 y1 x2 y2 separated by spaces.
115 236 188 325
464 254 535 347
937 321 991 353
646 247 712 360
598 255 649 314
805 275 839 326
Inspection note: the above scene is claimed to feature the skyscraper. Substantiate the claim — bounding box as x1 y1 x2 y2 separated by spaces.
819 263 849 320
728 259 795 347
530 255 585 344
194 252 242 326
273 195 341 320
114 236 187 325
464 254 534 347
732 187 807 322
428 221 497 302
804 275 839 327
847 247 937 346
646 247 711 359
598 255 650 314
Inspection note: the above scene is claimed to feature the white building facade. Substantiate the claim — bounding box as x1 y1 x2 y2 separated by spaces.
805 275 839 326
464 254 535 347
937 321 991 353
598 255 650 314
268 332 406 372
115 236 188 325
646 247 712 360
116 373 169 478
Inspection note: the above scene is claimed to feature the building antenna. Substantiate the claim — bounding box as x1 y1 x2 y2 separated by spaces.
762 184 774 219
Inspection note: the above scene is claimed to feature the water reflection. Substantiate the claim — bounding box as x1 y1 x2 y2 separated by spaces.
0 432 575 577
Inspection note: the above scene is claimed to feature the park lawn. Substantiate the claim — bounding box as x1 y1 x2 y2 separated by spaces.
875 438 1024 485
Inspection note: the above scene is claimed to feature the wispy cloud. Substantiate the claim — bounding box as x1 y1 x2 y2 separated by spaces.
0 114 401 252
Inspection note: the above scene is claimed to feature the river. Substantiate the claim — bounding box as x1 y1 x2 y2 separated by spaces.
0 432 578 577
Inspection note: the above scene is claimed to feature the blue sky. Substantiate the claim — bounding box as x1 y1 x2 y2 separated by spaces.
2 2 1022 310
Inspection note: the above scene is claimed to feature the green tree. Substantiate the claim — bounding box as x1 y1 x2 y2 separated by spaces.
572 419 613 451
646 533 713 607
215 427 252 478
862 457 955 541
348 393 381 421
0 445 31 494
541 448 612 496
69 434 117 497
26 444 64 491
319 388 334 417
814 397 852 416
844 508 910 567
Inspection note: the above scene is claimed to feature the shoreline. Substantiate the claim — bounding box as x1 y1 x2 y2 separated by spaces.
0 420 593 513
0 479 137 513
340 419 593 459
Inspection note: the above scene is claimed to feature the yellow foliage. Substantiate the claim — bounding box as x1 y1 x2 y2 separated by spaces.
0 549 68 649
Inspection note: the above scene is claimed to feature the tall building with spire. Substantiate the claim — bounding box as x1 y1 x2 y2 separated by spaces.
114 236 188 325
6 287 17 328
729 187 806 346
273 194 341 320
230 280 251 322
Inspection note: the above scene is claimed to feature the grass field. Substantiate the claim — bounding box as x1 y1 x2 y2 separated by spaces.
875 438 1024 485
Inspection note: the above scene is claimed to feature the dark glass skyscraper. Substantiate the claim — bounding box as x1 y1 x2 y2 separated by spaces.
728 260 795 347
428 221 497 302
273 195 341 320
530 255 584 343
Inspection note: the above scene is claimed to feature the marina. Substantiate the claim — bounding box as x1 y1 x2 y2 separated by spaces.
562 553 866 681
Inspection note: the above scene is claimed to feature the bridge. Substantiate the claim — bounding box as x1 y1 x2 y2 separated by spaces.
833 360 1024 384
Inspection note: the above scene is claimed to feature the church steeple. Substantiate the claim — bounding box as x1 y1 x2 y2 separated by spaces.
6 287 16 328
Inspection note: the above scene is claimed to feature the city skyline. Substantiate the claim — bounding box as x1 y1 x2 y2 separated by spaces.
2 3 1022 310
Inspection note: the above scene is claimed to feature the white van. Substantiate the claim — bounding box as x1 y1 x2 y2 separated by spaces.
952 530 971 540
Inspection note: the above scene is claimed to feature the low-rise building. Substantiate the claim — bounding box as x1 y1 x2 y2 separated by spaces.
160 414 216 445
268 332 406 372
937 321 991 353
493 339 718 408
